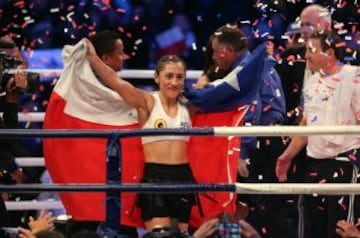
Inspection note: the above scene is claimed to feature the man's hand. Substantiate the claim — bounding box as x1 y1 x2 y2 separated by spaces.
336 220 360 238
82 38 97 59
275 153 293 182
193 218 219 238
28 208 56 234
194 74 210 89
238 159 249 178
18 227 36 238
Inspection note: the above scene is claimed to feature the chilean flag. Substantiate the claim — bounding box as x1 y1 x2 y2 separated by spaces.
43 42 144 227
43 40 271 228
185 42 273 226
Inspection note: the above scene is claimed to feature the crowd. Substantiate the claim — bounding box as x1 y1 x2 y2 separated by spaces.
1 1 360 238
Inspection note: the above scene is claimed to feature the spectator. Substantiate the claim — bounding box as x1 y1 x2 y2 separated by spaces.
273 6 332 236
0 72 28 232
195 23 288 237
0 35 28 69
62 30 138 238
276 31 360 238
0 35 43 229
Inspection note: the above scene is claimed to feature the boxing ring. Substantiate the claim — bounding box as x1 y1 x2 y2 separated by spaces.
2 69 360 236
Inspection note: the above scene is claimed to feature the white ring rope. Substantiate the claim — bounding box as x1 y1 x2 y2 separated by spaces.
18 112 44 122
15 69 203 80
15 157 44 167
214 125 360 136
5 200 65 211
6 183 360 211
235 183 360 195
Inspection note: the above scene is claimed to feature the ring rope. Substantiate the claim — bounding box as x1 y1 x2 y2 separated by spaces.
14 69 202 80
15 157 45 167
5 200 65 211
1 126 360 138
0 183 236 193
2 183 360 195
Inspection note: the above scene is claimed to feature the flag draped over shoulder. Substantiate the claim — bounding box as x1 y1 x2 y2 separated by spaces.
43 41 144 227
43 41 272 228
184 42 271 112
185 43 273 227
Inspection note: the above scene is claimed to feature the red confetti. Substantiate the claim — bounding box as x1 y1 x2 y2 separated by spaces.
352 25 357 33
339 1 347 8
286 55 296 62
14 1 25 8
263 104 272 112
39 84 45 92
278 45 285 52
353 78 360 84
250 105 256 112
348 154 356 161
326 85 335 91
317 206 325 211
21 21 29 29
71 20 77 29
319 179 327 184
116 8 126 14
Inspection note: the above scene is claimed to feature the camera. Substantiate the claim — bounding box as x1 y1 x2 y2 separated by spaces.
0 53 39 94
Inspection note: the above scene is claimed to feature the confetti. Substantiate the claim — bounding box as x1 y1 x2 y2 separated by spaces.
319 179 327 184
263 104 272 112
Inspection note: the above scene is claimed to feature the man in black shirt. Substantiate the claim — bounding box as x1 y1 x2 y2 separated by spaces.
0 72 28 230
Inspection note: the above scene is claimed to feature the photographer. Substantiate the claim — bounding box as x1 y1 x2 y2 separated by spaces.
0 71 28 230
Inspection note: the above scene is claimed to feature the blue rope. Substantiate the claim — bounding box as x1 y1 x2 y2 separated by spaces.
0 183 237 192
106 133 122 234
0 128 214 138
